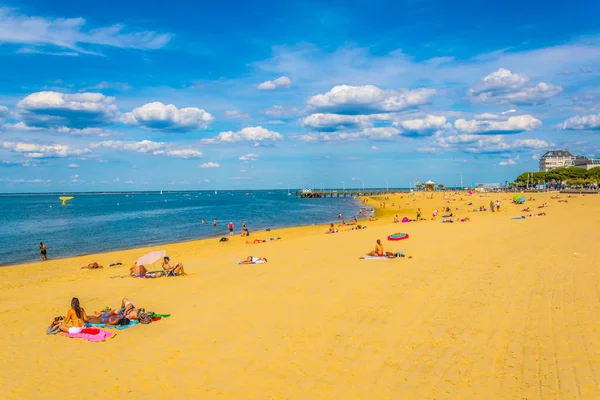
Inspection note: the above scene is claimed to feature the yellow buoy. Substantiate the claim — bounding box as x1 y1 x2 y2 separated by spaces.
59 196 74 205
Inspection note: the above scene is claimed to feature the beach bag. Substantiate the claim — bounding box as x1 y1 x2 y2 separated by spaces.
138 312 152 324
219 237 229 242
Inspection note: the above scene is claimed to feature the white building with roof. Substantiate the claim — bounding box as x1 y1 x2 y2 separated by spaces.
539 150 575 172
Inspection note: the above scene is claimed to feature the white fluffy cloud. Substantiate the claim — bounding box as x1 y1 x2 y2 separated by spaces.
0 105 8 119
307 85 436 114
395 115 451 137
454 115 542 135
17 91 119 129
561 114 600 130
239 153 259 161
257 76 292 90
201 126 282 146
0 7 171 55
1 141 91 158
433 134 549 154
123 102 213 132
199 162 220 168
468 68 562 105
91 140 202 158
56 127 118 137
301 113 374 131
498 158 518 166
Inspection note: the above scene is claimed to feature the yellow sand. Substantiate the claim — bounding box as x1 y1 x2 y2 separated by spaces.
1 192 600 399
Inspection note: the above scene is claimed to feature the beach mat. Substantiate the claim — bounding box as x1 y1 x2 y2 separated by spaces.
62 329 115 342
512 216 526 220
86 320 138 330
360 253 404 260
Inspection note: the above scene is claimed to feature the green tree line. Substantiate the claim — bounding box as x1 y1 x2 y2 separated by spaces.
515 167 600 188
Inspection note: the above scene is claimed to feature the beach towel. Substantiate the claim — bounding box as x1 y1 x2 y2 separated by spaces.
62 329 115 342
86 320 138 330
512 216 526 220
236 259 267 264
151 313 171 318
360 253 404 260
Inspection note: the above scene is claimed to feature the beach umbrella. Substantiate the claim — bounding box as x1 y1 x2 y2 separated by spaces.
512 195 520 202
136 250 166 267
517 196 527 204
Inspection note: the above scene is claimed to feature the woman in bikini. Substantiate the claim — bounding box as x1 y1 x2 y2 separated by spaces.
58 297 88 333
94 298 140 321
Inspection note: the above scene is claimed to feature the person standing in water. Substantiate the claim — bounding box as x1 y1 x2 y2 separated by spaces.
213 218 217 228
228 221 234 236
201 218 205 225
40 242 47 261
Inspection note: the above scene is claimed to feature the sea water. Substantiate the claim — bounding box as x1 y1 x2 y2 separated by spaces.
0 190 364 265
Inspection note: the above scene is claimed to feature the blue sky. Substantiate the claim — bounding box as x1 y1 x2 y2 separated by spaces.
1 0 600 192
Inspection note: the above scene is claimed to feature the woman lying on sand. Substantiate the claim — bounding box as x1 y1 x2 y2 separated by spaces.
94 298 140 320
239 256 267 264
81 262 103 269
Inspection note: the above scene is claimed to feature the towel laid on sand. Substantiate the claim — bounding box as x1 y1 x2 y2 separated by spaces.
512 216 526 220
62 329 115 342
360 253 404 260
85 320 138 330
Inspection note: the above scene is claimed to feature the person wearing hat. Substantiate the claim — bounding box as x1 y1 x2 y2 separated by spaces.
162 256 186 276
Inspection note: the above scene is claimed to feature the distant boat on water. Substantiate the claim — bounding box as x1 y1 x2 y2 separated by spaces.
160 190 163 195
215 191 218 195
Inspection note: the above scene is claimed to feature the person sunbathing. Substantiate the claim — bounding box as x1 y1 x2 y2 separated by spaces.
86 313 129 326
162 257 186 276
240 256 267 264
538 203 548 208
81 262 103 269
367 239 384 257
58 297 88 333
326 223 338 234
522 207 531 212
94 297 140 320
368 217 378 221
393 215 399 223
130 263 148 277
247 239 267 243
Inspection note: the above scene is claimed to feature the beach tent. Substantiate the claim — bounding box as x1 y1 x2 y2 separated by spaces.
517 196 527 204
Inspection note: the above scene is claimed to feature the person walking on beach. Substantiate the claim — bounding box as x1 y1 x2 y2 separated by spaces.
416 208 422 221
496 200 501 212
228 221 234 236
40 242 47 261
432 209 438 220
490 201 495 212
213 218 217 228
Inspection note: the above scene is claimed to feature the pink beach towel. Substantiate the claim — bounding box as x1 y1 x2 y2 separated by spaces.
62 328 115 342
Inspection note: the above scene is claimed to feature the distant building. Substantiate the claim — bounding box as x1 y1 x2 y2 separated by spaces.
539 150 575 172
573 156 600 170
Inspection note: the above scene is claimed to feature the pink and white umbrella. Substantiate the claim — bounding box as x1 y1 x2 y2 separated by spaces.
136 250 166 266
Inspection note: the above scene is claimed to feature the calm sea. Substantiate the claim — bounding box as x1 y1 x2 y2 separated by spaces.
0 190 364 265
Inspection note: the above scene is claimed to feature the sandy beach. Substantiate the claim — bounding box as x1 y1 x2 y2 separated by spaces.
1 191 599 399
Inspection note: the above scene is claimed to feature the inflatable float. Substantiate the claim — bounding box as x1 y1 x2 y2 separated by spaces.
387 233 409 241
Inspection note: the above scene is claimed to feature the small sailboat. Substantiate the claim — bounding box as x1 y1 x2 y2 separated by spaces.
160 190 163 195
215 190 218 195
287 185 291 196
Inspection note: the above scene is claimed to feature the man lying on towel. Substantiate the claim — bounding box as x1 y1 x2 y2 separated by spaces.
239 256 267 264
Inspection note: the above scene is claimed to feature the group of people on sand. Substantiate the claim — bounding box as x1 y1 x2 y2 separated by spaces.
50 297 151 333
130 256 186 277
